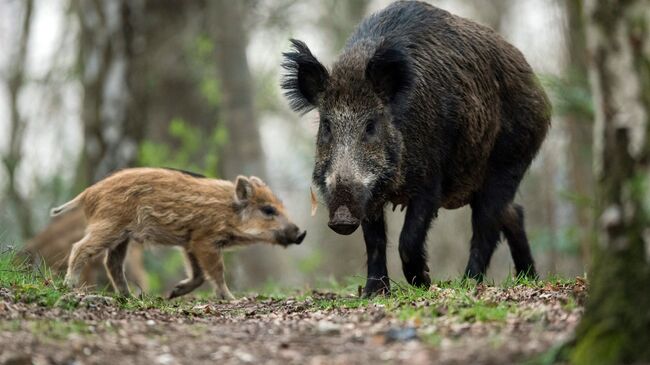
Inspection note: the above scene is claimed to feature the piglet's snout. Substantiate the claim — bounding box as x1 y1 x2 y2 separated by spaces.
294 230 307 244
281 224 307 245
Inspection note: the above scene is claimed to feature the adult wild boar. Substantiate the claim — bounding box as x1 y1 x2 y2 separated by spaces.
282 1 550 296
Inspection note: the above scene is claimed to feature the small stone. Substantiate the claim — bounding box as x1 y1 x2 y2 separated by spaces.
234 350 255 363
155 353 175 365
316 320 341 335
384 327 417 342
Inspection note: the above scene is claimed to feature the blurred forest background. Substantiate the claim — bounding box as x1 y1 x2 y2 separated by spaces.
0 0 595 294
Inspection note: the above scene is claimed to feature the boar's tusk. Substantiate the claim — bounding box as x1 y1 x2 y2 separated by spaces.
400 204 406 212
392 203 397 212
310 187 318 217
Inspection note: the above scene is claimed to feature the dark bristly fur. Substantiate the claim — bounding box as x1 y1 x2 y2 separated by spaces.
281 39 330 114
281 1 550 297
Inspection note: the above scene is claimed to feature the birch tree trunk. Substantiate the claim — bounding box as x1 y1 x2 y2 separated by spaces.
572 1 650 363
75 0 144 187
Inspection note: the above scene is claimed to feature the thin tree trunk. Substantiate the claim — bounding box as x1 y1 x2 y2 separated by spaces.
2 0 35 239
572 1 650 363
74 0 144 187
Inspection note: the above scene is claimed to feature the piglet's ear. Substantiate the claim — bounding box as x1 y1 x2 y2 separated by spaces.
365 41 412 105
281 39 329 114
249 176 265 187
235 176 254 204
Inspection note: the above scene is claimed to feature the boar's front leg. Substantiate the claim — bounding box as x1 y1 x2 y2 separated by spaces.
361 212 389 297
399 194 439 288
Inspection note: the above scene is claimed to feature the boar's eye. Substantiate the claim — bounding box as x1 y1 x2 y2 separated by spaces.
261 205 278 217
364 119 377 139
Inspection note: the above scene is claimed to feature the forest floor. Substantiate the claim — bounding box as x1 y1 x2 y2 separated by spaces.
0 252 586 365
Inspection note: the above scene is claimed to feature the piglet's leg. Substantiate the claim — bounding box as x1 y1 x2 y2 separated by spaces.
104 238 131 296
194 244 234 301
168 251 205 299
65 223 120 289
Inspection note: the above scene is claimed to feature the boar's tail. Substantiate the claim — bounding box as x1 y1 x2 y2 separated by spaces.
50 193 84 217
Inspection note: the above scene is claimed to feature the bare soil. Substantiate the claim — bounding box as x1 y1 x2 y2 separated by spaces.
0 282 585 365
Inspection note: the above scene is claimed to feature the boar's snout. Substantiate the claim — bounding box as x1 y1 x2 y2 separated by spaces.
326 178 366 235
328 205 360 235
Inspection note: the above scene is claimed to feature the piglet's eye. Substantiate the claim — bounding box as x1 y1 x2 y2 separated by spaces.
261 205 278 216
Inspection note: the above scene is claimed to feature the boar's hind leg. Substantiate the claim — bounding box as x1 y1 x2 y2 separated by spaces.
104 238 131 296
501 203 537 279
398 195 439 288
361 213 390 297
465 164 533 281
168 251 205 299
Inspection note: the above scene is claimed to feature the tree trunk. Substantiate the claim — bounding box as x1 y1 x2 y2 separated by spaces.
74 0 144 187
572 1 650 364
133 0 217 147
564 0 594 266
208 1 279 287
2 0 35 240
209 0 266 180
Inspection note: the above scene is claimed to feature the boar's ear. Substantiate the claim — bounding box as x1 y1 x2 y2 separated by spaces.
235 176 254 204
365 42 412 105
281 39 329 114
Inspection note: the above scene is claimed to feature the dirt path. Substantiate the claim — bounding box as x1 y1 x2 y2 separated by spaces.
0 283 585 365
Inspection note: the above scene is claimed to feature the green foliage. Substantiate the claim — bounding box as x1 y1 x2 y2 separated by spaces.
540 71 593 120
530 226 582 255
191 35 220 107
138 117 227 177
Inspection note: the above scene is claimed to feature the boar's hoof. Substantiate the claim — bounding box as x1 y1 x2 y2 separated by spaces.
362 281 391 298
328 205 360 235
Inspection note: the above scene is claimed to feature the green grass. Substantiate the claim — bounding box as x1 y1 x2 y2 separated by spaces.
0 248 212 313
1 247 576 328
0 248 68 307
